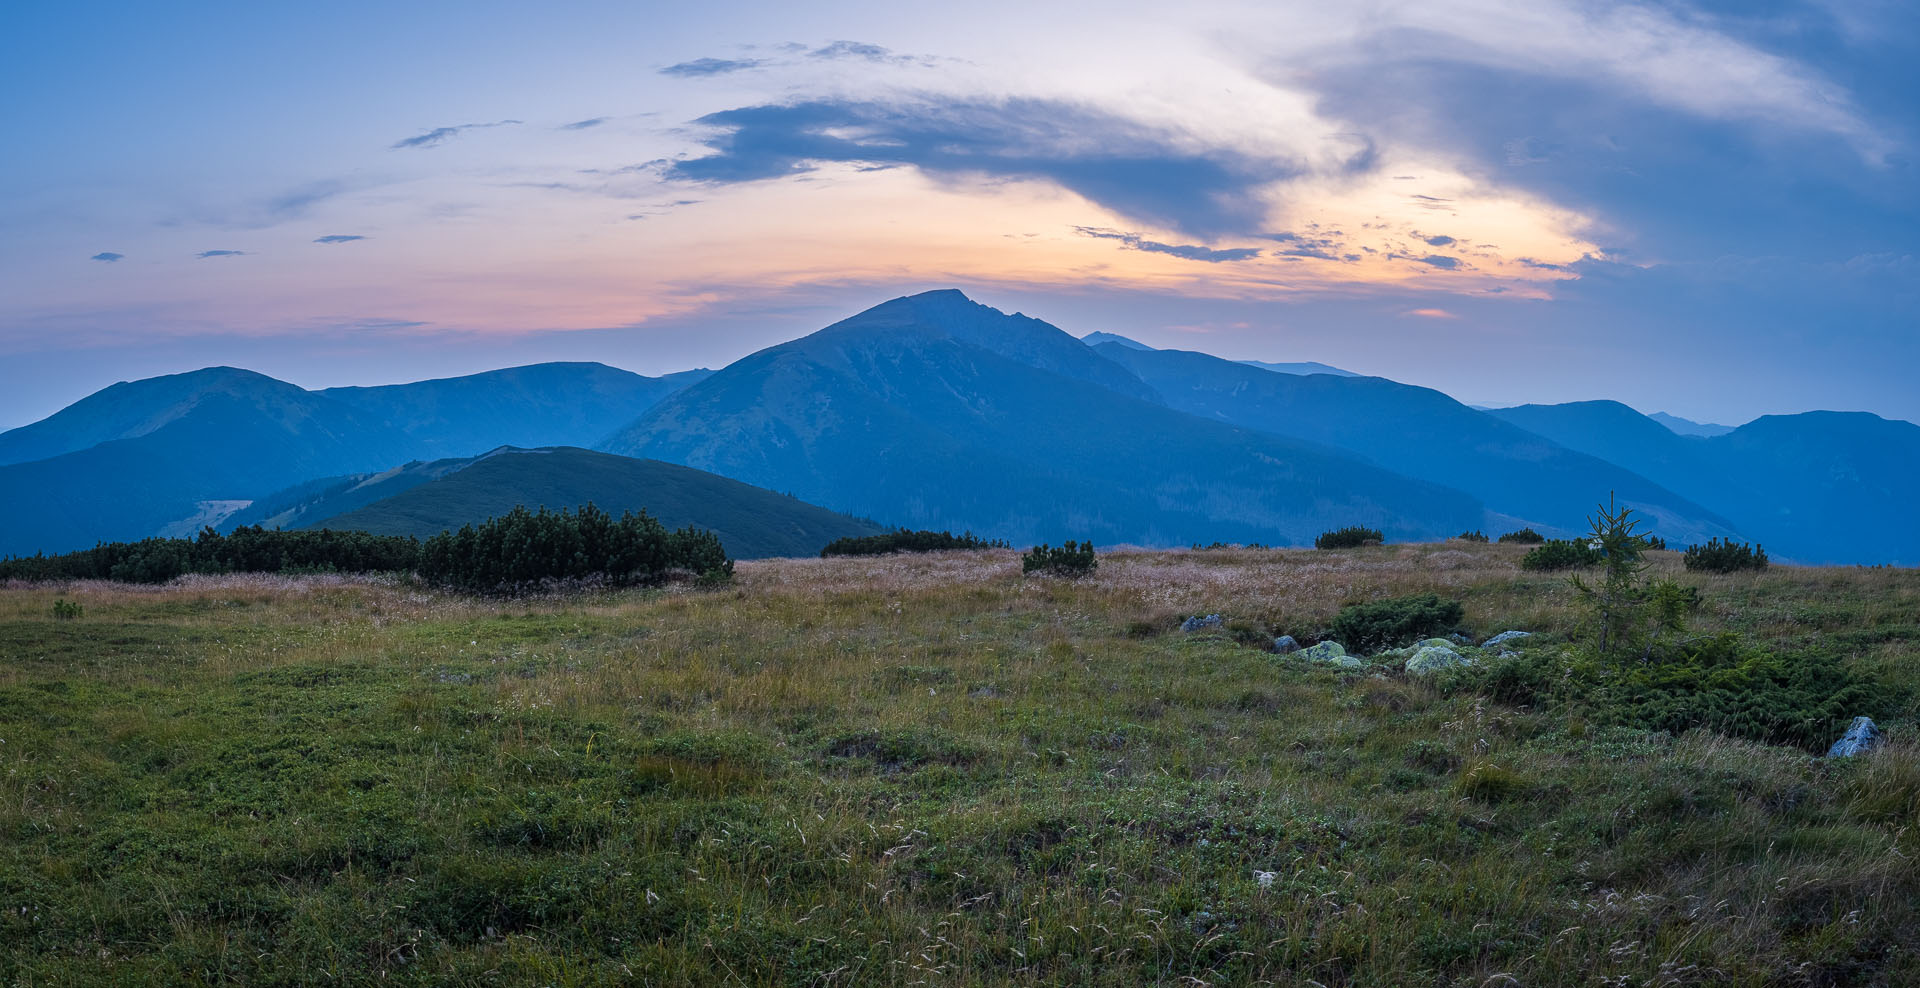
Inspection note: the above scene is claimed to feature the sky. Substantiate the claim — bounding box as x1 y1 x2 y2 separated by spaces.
1 0 1916 430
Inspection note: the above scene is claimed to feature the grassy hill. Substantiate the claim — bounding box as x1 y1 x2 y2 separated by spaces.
309 446 886 559
1 543 1914 984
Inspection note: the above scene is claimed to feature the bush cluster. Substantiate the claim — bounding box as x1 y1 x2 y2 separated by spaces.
0 526 421 584
1497 528 1546 544
1454 530 1490 543
1329 593 1464 651
1684 538 1769 573
1520 539 1604 571
1315 526 1384 550
1022 541 1096 577
820 528 1008 558
418 503 730 594
51 599 82 620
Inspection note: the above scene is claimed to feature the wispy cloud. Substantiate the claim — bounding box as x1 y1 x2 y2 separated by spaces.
660 57 765 77
90 252 123 262
1075 226 1262 262
390 119 522 150
560 117 607 130
1414 254 1459 269
313 235 366 244
196 249 246 258
1405 307 1459 319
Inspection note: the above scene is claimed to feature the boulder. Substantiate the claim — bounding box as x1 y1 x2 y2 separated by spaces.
1482 630 1533 648
1405 645 1470 676
1415 638 1456 649
1298 641 1361 668
1273 635 1300 654
1826 716 1883 758
1181 614 1224 633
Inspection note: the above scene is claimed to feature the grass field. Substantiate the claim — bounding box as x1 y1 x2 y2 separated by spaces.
2 544 1917 986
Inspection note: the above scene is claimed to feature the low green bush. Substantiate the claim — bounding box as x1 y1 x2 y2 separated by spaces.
1520 539 1603 571
1315 526 1384 549
1022 541 1097 577
1328 593 1464 651
820 528 1008 557
1497 528 1546 544
51 598 83 620
1455 530 1490 543
1685 538 1768 573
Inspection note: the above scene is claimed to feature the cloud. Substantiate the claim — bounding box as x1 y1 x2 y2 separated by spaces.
390 119 522 150
266 179 353 221
196 250 246 258
560 117 608 130
1414 254 1460 269
660 57 765 77
1405 307 1459 318
313 235 366 244
90 252 123 262
1423 234 1455 246
1074 226 1262 262
809 41 896 62
669 97 1307 237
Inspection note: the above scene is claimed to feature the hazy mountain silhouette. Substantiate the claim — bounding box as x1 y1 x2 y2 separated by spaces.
1080 331 1356 376
0 371 416 556
320 362 710 459
299 446 884 559
601 290 1483 545
1089 344 1741 545
1488 401 1920 563
1648 411 1736 437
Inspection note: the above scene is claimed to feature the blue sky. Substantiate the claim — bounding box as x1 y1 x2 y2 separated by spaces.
1 0 1915 429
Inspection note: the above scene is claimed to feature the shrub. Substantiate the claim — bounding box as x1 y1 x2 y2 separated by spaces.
417 503 730 594
0 526 421 584
51 598 83 620
1022 541 1097 577
1581 633 1874 751
1520 540 1603 571
1497 528 1546 544
1684 538 1768 573
1315 526 1384 550
1328 593 1464 651
1455 530 1490 543
821 528 1008 557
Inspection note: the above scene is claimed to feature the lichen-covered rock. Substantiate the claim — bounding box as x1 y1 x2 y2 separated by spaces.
1273 635 1300 654
1405 645 1470 676
1826 716 1883 758
1181 614 1224 633
1482 630 1533 648
1298 641 1358 667
1415 638 1456 650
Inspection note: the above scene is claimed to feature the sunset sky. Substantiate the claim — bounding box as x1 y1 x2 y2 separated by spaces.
3 0 1916 428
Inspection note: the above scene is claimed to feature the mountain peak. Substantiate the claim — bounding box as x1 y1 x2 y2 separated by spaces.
1082 331 1155 351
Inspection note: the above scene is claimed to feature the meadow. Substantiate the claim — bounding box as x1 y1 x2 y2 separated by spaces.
2 543 1917 986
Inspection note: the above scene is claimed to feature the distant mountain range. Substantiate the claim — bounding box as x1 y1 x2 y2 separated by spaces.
1 289 1913 564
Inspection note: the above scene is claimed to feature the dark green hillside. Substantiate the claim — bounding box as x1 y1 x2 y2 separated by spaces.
601 290 1484 545
309 446 885 559
319 361 710 459
1091 343 1741 546
221 455 482 532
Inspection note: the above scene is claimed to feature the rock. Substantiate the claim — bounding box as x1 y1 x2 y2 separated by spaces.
1415 638 1455 649
1298 641 1360 668
1406 645 1471 676
1273 635 1300 654
1482 630 1533 648
1826 716 1883 758
1181 614 1224 633
1449 632 1471 644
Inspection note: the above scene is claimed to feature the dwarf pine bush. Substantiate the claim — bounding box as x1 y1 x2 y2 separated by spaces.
1022 541 1097 577
1315 526 1384 549
1497 528 1546 544
820 528 1009 557
417 503 730 593
1455 530 1490 543
1519 539 1603 571
1685 538 1769 573
1329 593 1464 651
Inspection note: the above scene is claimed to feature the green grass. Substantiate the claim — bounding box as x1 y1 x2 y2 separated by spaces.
1 545 1917 985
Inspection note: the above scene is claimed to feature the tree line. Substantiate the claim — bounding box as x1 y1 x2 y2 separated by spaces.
0 503 730 593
